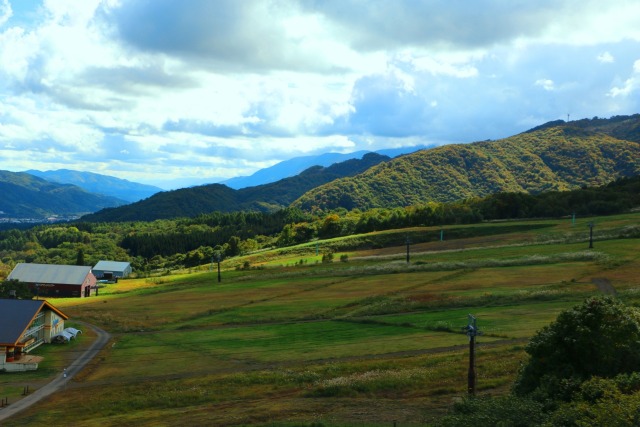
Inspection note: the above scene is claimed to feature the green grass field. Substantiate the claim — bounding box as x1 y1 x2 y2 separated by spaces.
2 214 639 426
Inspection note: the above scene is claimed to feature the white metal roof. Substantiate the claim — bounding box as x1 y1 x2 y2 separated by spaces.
8 263 92 286
93 260 131 272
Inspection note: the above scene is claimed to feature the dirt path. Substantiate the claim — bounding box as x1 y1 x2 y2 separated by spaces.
0 321 111 422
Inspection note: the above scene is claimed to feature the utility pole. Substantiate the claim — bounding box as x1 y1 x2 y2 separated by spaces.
214 253 222 283
588 222 594 249
463 314 481 395
405 236 411 264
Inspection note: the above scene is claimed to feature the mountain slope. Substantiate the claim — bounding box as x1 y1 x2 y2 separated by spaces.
221 145 430 189
82 153 390 221
292 125 640 212
0 171 127 219
26 169 162 203
527 114 640 143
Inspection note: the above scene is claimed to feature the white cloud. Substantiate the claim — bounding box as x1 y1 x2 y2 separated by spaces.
609 59 640 97
597 52 615 63
402 52 480 78
0 0 11 27
535 79 555 91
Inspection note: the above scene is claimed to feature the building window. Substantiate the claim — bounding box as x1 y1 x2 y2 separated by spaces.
22 311 45 352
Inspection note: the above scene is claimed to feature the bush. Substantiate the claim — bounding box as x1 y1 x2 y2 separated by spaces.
514 297 640 400
549 377 640 426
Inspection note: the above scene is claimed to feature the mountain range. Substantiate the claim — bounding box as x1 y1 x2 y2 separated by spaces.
3 114 640 222
293 124 640 211
2 147 421 221
26 169 163 203
0 171 126 219
83 114 640 222
221 145 432 189
81 153 391 222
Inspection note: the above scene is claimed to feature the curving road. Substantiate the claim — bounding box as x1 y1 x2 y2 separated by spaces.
0 321 111 423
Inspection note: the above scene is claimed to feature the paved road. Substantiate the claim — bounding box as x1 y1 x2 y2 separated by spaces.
0 321 111 423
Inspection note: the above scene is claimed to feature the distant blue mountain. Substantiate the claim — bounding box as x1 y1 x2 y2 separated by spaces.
221 145 431 189
0 170 126 220
26 169 162 203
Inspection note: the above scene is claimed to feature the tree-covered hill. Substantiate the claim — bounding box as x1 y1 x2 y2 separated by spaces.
526 113 640 143
293 124 640 212
26 169 162 202
82 153 390 222
0 171 126 219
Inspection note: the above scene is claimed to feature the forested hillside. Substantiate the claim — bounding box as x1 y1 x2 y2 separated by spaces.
0 171 126 219
27 169 162 202
293 125 640 212
527 113 640 142
82 153 390 222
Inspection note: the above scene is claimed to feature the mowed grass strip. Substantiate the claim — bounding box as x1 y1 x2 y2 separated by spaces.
361 299 578 339
85 319 496 381
65 275 355 331
198 271 454 325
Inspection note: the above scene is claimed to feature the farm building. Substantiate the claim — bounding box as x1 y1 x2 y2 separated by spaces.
8 263 97 298
93 260 132 280
0 299 68 372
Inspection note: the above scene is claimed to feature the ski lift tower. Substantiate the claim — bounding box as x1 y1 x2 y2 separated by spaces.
462 314 481 395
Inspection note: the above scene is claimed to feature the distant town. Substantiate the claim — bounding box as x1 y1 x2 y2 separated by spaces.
0 215 80 225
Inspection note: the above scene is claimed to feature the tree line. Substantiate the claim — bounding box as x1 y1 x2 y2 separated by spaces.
0 175 638 276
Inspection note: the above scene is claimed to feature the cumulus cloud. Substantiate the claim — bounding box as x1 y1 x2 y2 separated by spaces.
597 52 615 63
609 59 640 98
535 79 555 91
303 0 558 52
0 0 11 27
105 0 360 73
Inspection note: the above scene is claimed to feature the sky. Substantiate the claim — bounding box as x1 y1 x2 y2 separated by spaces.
0 0 639 189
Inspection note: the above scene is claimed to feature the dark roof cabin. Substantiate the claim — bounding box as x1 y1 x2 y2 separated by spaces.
0 299 69 371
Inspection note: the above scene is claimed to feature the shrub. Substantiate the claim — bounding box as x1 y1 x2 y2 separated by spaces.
321 252 334 263
513 297 640 400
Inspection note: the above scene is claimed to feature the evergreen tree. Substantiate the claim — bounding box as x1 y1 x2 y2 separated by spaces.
76 248 85 266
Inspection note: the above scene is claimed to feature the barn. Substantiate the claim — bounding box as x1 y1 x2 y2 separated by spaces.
0 299 68 372
8 263 97 298
93 260 132 280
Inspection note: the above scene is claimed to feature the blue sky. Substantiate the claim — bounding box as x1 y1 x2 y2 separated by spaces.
0 0 639 189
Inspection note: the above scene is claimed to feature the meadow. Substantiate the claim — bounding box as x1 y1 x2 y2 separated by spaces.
2 214 639 426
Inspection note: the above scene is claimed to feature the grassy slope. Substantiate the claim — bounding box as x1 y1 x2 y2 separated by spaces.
3 213 640 426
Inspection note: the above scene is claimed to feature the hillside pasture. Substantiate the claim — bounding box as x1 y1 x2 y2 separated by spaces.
2 214 639 426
